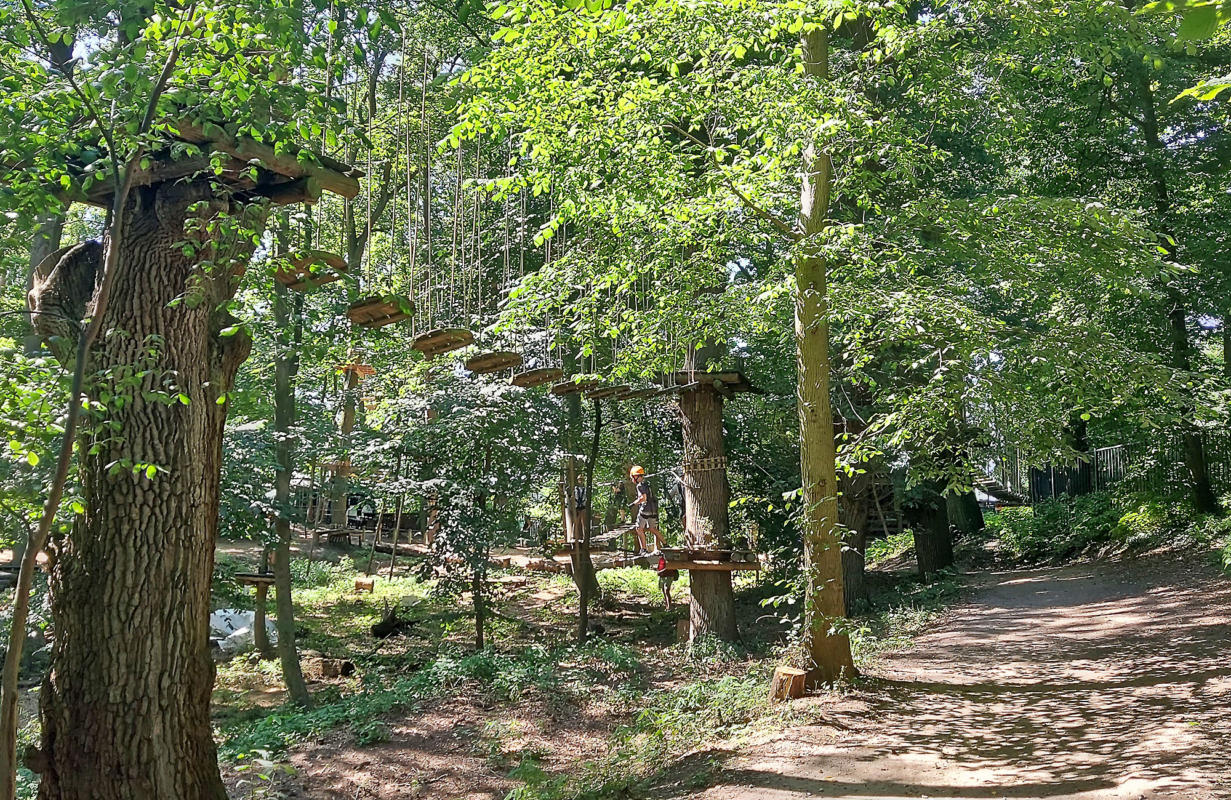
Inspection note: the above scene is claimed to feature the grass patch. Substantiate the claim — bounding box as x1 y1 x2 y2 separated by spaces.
217 640 643 760
596 566 689 603
865 531 913 567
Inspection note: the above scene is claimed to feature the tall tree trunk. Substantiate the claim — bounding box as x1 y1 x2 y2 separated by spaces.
1063 415 1094 497
576 402 602 642
1134 69 1221 515
908 483 954 582
272 266 311 707
838 471 871 616
679 386 738 642
330 368 359 527
945 490 984 538
31 183 252 800
795 27 855 684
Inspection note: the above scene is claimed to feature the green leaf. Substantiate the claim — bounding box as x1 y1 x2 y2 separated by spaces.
1177 5 1220 40
26 451 39 467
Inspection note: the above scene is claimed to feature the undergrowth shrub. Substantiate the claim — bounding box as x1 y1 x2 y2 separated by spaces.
986 490 1220 562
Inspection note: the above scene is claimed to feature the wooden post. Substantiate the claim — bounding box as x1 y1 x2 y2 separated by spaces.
252 583 273 658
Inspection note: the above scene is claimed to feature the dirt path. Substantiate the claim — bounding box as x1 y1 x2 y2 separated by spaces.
689 551 1231 800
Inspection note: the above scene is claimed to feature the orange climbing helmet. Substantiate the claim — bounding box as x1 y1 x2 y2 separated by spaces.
630 465 646 478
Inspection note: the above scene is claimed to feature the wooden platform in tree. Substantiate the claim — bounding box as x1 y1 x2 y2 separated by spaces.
274 250 348 290
347 295 414 328
234 572 276 586
412 328 475 358
669 371 761 395
585 384 630 400
76 120 361 208
658 547 760 571
662 559 760 572
511 367 564 388
465 351 523 374
551 379 602 396
615 387 658 401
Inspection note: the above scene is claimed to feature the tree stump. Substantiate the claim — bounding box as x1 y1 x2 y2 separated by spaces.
770 666 807 703
676 618 691 642
354 576 375 593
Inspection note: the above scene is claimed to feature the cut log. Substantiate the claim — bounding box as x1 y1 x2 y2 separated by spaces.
354 576 375 593
770 666 807 702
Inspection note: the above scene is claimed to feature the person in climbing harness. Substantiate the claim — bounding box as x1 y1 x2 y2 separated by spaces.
630 465 664 556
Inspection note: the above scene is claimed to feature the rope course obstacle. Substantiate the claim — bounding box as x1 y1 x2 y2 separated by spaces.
275 250 349 291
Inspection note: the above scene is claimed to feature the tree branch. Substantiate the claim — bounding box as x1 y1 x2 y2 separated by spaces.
665 121 799 241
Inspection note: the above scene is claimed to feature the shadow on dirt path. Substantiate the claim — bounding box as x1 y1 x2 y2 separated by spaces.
683 551 1231 800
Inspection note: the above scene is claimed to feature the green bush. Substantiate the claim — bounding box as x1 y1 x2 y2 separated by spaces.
985 490 1215 562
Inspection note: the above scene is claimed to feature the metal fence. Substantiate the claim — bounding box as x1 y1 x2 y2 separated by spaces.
995 434 1231 504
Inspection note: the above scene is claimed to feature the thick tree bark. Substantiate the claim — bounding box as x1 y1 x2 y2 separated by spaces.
30 182 255 800
796 27 855 683
272 277 311 706
680 386 738 642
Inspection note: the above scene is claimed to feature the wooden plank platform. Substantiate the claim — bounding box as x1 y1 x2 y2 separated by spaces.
614 387 658 401
234 572 277 586
585 384 630 400
465 351 523 374
669 370 761 394
661 560 760 572
347 295 414 328
275 250 348 290
511 367 564 388
412 328 475 358
551 379 602 396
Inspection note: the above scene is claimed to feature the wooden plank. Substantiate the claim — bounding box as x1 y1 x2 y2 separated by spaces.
411 328 474 357
585 384 630 400
347 296 413 328
171 121 361 199
661 560 760 571
234 572 277 586
465 351 523 374
552 379 602 396
275 249 348 290
511 367 564 388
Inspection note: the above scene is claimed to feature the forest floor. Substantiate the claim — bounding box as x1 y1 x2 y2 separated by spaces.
679 550 1231 800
